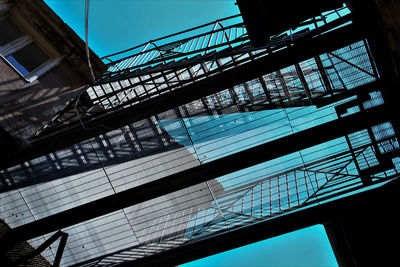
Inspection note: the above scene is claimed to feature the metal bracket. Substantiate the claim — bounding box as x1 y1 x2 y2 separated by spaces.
14 230 68 267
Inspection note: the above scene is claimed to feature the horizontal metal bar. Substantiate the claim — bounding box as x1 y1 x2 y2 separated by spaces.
101 36 248 82
0 24 362 170
100 13 353 82
0 104 393 247
102 14 242 61
121 177 400 267
314 81 379 108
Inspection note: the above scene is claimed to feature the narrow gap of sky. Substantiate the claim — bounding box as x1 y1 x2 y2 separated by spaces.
182 225 338 267
43 0 240 58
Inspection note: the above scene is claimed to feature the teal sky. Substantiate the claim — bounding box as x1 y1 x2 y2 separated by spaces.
44 0 240 58
182 225 337 267
42 1 338 266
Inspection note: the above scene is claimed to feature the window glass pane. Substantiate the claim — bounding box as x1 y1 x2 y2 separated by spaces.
10 42 49 74
0 17 24 45
5 55 29 76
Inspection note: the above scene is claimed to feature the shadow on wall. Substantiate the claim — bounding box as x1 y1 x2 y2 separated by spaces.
0 59 87 142
0 117 188 193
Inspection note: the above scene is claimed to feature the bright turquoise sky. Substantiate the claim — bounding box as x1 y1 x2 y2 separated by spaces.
182 225 337 267
44 0 240 58
42 1 338 266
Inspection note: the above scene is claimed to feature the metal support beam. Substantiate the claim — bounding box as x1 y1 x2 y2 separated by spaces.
258 77 273 104
0 24 362 170
314 81 379 108
0 104 393 248
314 55 333 94
276 69 291 100
328 52 375 77
295 63 313 104
349 0 400 145
120 178 400 267
53 232 68 267
13 230 68 266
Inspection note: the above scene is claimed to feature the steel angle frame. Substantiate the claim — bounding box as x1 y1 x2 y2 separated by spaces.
0 23 363 170
0 103 394 250
116 178 400 267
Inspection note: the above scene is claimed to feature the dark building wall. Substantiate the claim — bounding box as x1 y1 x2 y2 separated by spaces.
0 219 51 266
324 188 400 267
0 58 87 140
0 58 26 90
374 0 400 81
0 0 106 142
7 0 106 81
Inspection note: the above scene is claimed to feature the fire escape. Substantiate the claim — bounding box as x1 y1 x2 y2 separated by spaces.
1 0 400 266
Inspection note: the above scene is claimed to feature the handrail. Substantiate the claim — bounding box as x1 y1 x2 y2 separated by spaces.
101 14 242 60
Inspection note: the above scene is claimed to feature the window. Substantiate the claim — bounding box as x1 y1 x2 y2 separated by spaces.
0 16 24 44
5 42 50 76
0 15 57 81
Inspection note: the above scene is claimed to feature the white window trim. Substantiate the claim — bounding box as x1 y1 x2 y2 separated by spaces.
25 57 63 82
0 53 62 83
0 12 62 83
0 35 32 56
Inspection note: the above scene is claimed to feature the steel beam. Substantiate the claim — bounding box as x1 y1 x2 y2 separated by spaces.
314 55 334 94
295 63 313 104
118 177 400 267
0 24 362 170
0 104 393 248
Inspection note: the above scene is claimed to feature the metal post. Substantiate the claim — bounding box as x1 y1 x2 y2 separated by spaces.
314 55 333 94
295 63 313 104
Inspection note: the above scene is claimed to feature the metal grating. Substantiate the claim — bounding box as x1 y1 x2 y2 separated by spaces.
1 4 399 267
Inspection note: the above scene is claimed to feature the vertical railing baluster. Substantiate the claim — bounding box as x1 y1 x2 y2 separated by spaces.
304 170 310 198
241 195 244 213
278 176 281 211
194 37 201 51
294 171 300 205
206 22 218 53
200 35 207 50
269 179 272 214
260 181 263 217
192 209 199 237
215 30 220 46
188 38 195 53
286 173 290 209
251 188 254 216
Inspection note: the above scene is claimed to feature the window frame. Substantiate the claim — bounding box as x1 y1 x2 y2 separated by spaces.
0 10 62 83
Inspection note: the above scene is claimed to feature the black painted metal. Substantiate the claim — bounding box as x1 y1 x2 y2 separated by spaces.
0 23 362 170
237 0 343 46
119 178 400 267
13 230 67 266
2 2 398 266
53 233 68 267
0 104 393 250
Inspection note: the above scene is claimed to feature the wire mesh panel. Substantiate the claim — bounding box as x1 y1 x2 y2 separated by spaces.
2 84 398 266
1 4 399 267
33 6 356 136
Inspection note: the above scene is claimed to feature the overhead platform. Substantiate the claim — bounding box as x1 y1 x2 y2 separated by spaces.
2 1 400 266
237 0 344 46
0 8 374 169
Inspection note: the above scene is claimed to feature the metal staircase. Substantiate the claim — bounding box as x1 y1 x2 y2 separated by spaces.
34 6 366 140
1 3 400 267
